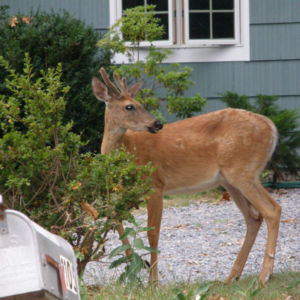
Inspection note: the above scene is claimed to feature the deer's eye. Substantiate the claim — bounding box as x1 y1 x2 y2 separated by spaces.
125 105 134 111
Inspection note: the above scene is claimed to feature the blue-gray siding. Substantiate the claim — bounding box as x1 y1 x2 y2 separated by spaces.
1 0 300 120
250 23 300 61
250 0 300 24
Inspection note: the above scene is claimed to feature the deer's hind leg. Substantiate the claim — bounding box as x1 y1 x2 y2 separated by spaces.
221 181 263 284
236 179 281 284
222 174 281 285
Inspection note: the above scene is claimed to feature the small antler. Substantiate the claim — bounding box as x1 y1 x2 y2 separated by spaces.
113 73 129 95
122 77 127 91
99 68 122 97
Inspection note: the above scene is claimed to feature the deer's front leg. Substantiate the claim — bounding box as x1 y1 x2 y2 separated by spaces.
147 188 163 283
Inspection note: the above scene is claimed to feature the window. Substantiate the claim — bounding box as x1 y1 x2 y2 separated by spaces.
184 0 239 44
109 0 250 63
119 0 174 46
122 1 170 41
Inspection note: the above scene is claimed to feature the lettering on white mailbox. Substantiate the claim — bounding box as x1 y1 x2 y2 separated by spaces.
60 255 78 295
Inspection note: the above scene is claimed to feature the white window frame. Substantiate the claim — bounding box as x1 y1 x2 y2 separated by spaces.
109 0 249 63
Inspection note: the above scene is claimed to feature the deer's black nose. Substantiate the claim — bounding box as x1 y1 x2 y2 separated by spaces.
148 120 163 134
155 121 163 130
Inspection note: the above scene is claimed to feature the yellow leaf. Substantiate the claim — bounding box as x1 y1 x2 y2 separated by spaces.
72 182 82 190
22 16 32 24
80 200 99 219
9 16 18 27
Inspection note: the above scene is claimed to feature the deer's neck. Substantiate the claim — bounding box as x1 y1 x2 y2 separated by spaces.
101 111 126 154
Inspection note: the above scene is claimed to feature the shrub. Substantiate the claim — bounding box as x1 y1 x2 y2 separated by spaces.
0 6 111 151
220 91 300 182
0 55 154 276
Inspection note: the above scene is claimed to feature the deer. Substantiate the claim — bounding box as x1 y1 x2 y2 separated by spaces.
91 68 281 285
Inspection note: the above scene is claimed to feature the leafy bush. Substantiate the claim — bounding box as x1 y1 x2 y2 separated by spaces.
0 6 111 151
0 55 155 276
220 92 300 182
98 5 206 122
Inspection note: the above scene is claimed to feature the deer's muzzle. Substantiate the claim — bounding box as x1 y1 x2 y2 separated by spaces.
148 121 163 134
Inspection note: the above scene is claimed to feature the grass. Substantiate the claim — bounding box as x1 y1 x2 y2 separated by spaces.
162 188 225 209
82 271 300 300
132 188 225 215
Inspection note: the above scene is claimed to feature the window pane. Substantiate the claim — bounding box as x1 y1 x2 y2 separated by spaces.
189 0 209 10
148 0 168 11
155 14 169 40
212 13 234 38
189 13 210 39
123 0 144 10
212 0 233 10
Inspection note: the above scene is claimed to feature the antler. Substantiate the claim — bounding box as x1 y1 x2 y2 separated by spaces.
99 68 122 97
113 73 129 95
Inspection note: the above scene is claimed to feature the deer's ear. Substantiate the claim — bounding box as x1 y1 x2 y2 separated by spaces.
92 77 111 102
128 79 144 98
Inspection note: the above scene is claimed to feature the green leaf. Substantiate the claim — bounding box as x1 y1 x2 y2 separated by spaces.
74 249 84 261
109 256 128 269
173 291 186 300
118 272 127 283
133 238 144 250
232 284 246 297
143 246 161 254
247 277 257 289
287 277 300 289
198 292 210 300
193 282 213 297
119 227 136 241
109 244 132 258
126 253 143 279
137 226 155 232
250 287 261 299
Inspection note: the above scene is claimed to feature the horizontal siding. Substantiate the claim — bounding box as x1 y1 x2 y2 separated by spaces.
250 23 300 61
1 0 109 29
250 0 300 24
163 96 300 124
277 96 300 111
180 60 300 98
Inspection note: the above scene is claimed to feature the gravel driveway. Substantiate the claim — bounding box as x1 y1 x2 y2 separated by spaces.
84 189 300 284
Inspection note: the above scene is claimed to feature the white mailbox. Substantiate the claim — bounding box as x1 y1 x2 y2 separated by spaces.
0 196 80 300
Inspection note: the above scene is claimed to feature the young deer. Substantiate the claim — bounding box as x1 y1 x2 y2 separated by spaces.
92 68 281 285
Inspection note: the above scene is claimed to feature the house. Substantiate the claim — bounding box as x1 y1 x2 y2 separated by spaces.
2 0 300 122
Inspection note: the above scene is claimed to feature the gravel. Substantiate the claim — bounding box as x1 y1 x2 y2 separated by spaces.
83 189 300 285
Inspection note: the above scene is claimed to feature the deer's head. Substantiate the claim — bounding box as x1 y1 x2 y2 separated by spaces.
92 68 163 134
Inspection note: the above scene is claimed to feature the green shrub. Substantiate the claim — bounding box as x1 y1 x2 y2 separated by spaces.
0 55 154 276
220 91 300 182
0 6 111 151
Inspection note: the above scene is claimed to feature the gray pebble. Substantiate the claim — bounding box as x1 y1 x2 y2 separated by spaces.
84 189 300 284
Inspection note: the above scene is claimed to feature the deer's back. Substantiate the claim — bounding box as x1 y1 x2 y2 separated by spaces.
123 108 278 192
